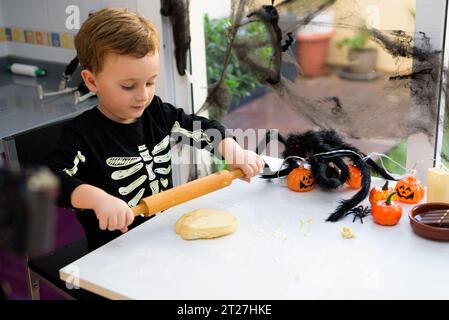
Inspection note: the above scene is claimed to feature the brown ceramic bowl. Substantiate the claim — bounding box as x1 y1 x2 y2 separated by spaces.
409 202 449 241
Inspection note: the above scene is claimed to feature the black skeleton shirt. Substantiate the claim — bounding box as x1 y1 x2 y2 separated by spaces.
46 95 229 250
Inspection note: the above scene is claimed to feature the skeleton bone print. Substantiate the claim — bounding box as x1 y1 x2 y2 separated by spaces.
59 119 215 209
105 120 215 207
106 135 172 208
47 97 230 252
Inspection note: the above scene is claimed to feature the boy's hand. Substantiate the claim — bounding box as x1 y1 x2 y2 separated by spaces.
93 193 135 233
228 149 265 182
219 138 265 183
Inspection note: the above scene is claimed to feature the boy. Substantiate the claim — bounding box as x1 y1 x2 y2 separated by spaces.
46 8 264 251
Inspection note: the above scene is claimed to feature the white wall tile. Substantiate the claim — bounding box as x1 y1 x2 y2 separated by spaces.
8 42 75 63
2 0 49 30
0 0 5 26
0 0 150 62
0 42 8 57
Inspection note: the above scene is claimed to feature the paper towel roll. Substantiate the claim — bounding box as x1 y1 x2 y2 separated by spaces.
6 63 46 77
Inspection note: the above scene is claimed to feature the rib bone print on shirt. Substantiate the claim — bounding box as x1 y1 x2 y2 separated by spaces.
106 140 172 207
63 151 86 176
171 121 213 144
64 122 215 208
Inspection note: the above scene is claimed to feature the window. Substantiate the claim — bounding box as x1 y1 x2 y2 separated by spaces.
193 0 448 183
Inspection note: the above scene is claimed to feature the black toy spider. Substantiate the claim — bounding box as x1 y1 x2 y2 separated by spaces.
344 205 371 224
257 129 396 222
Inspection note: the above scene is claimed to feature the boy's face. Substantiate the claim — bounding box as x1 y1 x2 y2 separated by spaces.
81 52 160 124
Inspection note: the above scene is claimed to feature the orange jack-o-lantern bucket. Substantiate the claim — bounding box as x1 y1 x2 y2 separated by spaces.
395 175 425 204
287 164 315 192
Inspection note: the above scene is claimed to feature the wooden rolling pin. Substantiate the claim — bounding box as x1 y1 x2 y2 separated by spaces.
132 169 244 217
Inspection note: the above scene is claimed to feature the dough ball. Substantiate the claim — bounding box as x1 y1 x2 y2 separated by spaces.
175 209 238 240
341 226 355 239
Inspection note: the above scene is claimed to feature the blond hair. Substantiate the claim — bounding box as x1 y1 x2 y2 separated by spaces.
75 7 160 73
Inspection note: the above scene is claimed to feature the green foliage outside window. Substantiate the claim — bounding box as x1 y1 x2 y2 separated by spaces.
204 14 272 116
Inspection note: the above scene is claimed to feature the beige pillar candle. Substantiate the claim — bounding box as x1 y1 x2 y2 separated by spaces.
427 163 449 203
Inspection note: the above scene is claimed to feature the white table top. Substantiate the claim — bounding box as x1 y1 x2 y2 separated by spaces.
60 177 449 300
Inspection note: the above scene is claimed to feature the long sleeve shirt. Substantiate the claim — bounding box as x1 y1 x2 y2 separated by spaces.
46 95 229 250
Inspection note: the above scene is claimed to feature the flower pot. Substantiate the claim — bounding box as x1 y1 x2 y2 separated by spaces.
296 31 335 77
346 48 377 74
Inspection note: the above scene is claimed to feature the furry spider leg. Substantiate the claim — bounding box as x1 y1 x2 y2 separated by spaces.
309 152 351 189
365 158 398 180
331 156 350 183
255 129 286 155
310 157 343 189
257 128 395 222
321 150 397 181
325 153 371 222
320 132 397 181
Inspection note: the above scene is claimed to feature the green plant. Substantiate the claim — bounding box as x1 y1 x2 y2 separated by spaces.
336 29 370 50
204 14 271 112
442 114 449 166
373 140 407 178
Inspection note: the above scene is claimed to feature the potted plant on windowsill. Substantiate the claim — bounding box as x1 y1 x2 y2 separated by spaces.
336 28 379 79
295 10 335 77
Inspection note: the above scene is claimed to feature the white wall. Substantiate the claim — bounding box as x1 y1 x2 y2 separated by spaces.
0 0 140 63
1 0 195 183
408 0 447 184
202 0 230 19
1 0 138 33
188 1 208 112
137 0 198 185
414 0 446 49
0 0 185 109
0 0 4 26
0 0 7 56
0 0 184 98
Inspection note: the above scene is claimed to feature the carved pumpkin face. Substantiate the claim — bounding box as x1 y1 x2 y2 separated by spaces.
287 166 315 192
395 176 425 204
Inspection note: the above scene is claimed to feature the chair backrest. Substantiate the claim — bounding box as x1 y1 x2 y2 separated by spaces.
2 117 72 169
1 117 91 300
